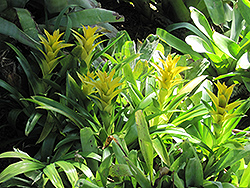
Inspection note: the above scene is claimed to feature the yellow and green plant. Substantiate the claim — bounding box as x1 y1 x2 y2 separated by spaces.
71 26 105 70
89 69 123 114
77 71 97 96
38 29 74 78
151 54 190 106
205 81 243 138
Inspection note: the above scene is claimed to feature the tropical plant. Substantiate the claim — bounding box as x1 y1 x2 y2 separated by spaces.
157 5 250 95
0 0 124 50
1 6 250 186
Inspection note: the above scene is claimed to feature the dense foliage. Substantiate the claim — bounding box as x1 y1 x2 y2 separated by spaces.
1 0 250 187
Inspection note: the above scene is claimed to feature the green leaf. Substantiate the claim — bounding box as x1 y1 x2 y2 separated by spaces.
0 177 32 188
203 0 225 25
205 149 250 178
156 28 202 60
80 127 98 155
167 22 211 45
178 75 207 96
45 0 68 14
93 32 125 61
27 96 85 128
109 164 132 177
8 0 29 8
236 51 250 69
43 163 64 188
139 34 160 61
185 35 213 53
238 0 250 26
172 105 208 126
127 82 143 108
135 110 154 182
0 79 29 108
0 0 7 12
76 179 100 188
0 160 45 183
72 162 94 179
222 140 244 150
185 157 203 187
152 135 171 167
112 137 127 164
239 161 250 187
173 172 185 188
58 93 100 131
150 125 193 141
212 31 241 59
7 43 44 94
125 157 151 188
96 154 112 187
0 17 40 49
55 161 78 187
170 141 194 172
54 135 79 151
0 151 41 163
231 6 244 42
49 8 124 27
15 8 39 41
25 112 42 136
36 113 56 144
190 7 213 40
80 127 99 175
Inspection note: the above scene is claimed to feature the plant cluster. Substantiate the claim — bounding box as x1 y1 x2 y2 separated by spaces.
1 0 250 188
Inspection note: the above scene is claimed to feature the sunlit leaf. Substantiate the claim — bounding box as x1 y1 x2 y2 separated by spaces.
0 160 44 183
190 7 213 40
55 161 78 187
152 135 171 167
135 110 154 182
43 163 64 188
203 0 225 25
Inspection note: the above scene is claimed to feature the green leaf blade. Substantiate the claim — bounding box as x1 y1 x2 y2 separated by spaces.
135 110 154 182
0 160 44 183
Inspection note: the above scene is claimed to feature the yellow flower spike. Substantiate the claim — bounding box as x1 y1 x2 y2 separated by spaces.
77 71 96 95
83 26 98 39
151 54 190 91
44 29 64 46
38 29 74 77
206 81 243 137
88 69 123 113
72 25 105 70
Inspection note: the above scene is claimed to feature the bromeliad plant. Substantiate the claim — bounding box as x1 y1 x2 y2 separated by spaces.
205 81 243 138
1 22 250 188
157 6 250 92
38 29 74 79
71 26 106 70
78 68 124 134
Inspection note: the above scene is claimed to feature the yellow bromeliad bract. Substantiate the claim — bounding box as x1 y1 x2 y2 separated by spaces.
71 26 104 70
77 71 96 96
38 29 73 77
206 81 243 137
88 69 123 114
151 54 190 105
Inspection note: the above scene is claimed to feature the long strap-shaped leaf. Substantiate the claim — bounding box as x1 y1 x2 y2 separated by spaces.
43 163 64 188
0 160 45 183
48 8 124 27
0 17 40 49
27 96 85 128
135 110 154 184
7 43 45 95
